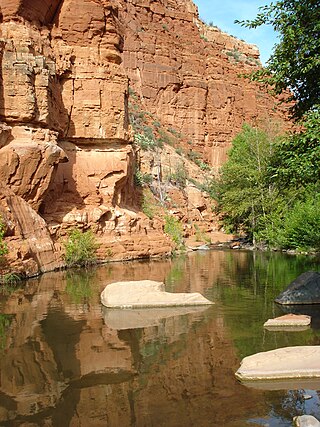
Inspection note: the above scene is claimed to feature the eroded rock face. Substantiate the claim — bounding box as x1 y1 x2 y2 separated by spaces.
0 127 67 210
0 0 291 276
0 0 174 274
120 0 291 168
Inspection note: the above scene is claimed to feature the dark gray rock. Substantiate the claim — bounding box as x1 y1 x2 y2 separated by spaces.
275 271 320 305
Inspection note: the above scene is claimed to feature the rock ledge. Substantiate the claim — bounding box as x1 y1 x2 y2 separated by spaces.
235 346 320 382
101 280 213 308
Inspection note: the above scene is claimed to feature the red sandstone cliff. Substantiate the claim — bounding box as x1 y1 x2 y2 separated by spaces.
0 0 290 277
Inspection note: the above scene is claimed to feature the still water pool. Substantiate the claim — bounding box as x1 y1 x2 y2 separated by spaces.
0 249 320 426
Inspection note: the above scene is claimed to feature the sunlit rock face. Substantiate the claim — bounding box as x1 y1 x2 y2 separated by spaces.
0 0 173 275
0 0 290 276
120 0 290 168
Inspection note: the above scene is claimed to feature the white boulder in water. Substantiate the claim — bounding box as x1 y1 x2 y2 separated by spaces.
100 280 213 308
235 346 320 382
293 415 320 427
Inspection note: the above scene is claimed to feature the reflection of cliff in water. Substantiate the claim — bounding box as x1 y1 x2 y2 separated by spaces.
0 261 263 426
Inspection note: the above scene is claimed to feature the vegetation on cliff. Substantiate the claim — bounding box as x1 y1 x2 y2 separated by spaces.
0 219 8 263
64 229 99 268
129 89 217 249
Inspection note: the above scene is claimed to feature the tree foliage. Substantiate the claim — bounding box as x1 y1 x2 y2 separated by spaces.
216 124 279 238
216 121 320 252
236 0 320 118
268 110 320 188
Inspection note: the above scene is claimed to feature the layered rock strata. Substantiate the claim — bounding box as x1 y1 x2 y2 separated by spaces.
0 0 172 275
0 0 291 276
120 0 290 168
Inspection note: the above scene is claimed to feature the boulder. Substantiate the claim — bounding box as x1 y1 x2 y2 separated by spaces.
293 415 320 427
235 346 320 383
100 280 213 308
275 272 320 305
263 314 311 331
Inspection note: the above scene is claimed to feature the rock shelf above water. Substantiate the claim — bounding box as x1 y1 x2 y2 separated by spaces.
235 346 320 385
100 280 213 308
263 313 311 331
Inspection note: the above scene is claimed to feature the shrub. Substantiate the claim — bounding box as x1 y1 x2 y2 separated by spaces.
280 194 320 251
134 169 153 187
187 150 201 163
0 273 22 285
194 224 211 243
0 219 8 261
134 133 156 150
164 215 184 249
64 229 99 267
168 162 187 188
157 128 175 147
141 189 156 219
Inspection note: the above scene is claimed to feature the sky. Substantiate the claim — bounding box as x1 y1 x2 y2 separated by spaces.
193 0 278 65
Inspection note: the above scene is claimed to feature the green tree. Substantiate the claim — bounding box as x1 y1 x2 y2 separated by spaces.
267 110 320 189
236 0 320 118
216 124 279 240
280 194 320 251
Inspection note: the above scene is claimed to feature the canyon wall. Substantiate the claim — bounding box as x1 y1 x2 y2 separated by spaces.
0 0 290 276
120 0 289 168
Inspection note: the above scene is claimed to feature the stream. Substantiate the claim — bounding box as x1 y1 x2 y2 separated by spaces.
0 249 319 426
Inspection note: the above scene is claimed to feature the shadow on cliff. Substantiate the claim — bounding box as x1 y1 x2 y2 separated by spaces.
40 144 86 221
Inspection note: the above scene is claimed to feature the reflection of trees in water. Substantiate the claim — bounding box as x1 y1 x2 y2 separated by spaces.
165 255 187 292
217 250 320 294
249 390 312 426
0 314 13 351
65 268 99 304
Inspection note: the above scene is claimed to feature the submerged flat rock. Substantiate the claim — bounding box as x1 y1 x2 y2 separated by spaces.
235 346 320 382
264 314 311 331
100 280 213 308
